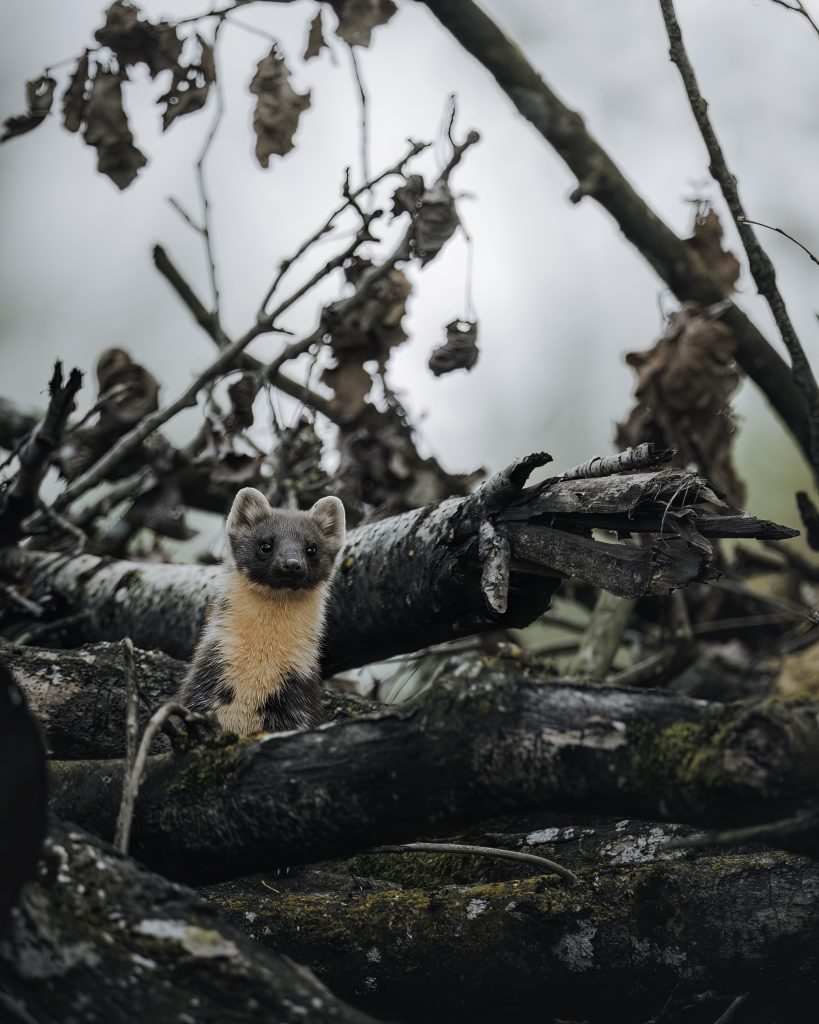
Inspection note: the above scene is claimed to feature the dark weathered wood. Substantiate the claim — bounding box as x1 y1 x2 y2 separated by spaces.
202 848 819 1023
0 821 377 1024
46 665 819 883
2 638 379 760
0 466 790 670
0 658 47 929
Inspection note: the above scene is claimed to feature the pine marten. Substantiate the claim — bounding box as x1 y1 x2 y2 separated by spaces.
179 487 345 736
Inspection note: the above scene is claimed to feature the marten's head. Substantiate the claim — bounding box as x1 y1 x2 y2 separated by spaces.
227 488 345 592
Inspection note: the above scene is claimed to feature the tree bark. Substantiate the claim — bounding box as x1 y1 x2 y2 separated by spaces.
0 465 793 669
0 821 377 1024
46 663 819 883
1 639 378 760
201 847 819 1023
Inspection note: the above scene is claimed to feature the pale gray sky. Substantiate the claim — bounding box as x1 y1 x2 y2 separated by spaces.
1 0 817 533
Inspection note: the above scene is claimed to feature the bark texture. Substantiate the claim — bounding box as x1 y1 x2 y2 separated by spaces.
46 661 819 882
202 849 819 1023
2 638 378 759
0 821 377 1024
0 467 793 670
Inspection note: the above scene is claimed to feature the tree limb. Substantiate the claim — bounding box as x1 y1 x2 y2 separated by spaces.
420 0 816 464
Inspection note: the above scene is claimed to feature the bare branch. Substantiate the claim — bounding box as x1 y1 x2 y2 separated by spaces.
767 0 819 39
738 216 819 268
659 0 819 479
369 841 578 884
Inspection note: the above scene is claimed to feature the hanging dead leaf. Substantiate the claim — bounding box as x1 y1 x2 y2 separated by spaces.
304 11 328 60
1 76 56 142
327 0 397 48
160 35 215 131
391 173 424 218
95 347 159 425
94 1 182 77
330 258 411 363
62 53 91 133
323 360 373 423
226 372 257 433
685 206 741 292
429 319 479 376
414 180 459 265
616 301 745 505
82 71 147 190
249 44 311 167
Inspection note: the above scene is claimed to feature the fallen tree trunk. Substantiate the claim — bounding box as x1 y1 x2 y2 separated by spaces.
201 848 819 1024
0 660 46 929
0 464 793 670
1 639 378 759
0 821 377 1024
47 664 819 882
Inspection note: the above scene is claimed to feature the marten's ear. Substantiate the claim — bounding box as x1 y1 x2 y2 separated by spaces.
310 496 345 551
227 488 269 534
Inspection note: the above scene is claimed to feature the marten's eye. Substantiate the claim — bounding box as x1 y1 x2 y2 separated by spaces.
306 543 317 558
259 541 272 554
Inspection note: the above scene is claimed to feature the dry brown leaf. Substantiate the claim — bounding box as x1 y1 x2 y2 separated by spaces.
327 0 397 48
685 207 741 292
96 348 159 426
1 76 57 142
414 180 459 265
160 35 215 131
249 44 311 167
94 1 182 77
82 71 147 190
616 301 745 505
62 54 91 133
304 11 328 60
429 319 479 377
330 258 411 361
226 372 257 433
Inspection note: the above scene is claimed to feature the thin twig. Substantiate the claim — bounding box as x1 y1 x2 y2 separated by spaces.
661 807 819 851
258 138 428 314
370 841 578 885
196 19 226 319
737 216 819 268
113 638 139 853
348 44 370 194
0 582 44 618
659 0 819 478
114 702 208 854
767 0 819 39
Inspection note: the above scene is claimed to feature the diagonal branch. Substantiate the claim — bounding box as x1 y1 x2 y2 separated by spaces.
659 0 819 479
420 0 815 466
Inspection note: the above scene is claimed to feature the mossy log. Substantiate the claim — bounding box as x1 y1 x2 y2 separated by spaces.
0 821 377 1024
1 639 378 759
201 849 819 1024
47 663 819 883
0 464 793 670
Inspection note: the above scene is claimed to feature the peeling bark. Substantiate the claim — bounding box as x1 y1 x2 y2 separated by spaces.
201 849 819 1023
0 467 793 670
0 821 377 1024
46 661 819 882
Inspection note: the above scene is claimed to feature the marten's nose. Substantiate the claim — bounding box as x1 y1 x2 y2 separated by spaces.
281 558 305 576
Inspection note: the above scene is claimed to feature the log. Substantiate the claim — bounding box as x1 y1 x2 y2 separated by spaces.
46 663 819 882
0 465 794 669
0 659 46 929
201 846 819 1023
1 638 379 760
0 821 377 1024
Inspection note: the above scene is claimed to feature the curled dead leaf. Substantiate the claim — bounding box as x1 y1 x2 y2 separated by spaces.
414 180 460 265
94 1 182 77
82 71 147 190
249 44 311 167
62 54 91 134
226 372 258 433
96 347 159 426
685 206 741 292
1 75 57 142
327 0 397 48
304 11 328 60
429 319 479 377
330 258 410 360
616 301 745 505
160 35 215 131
